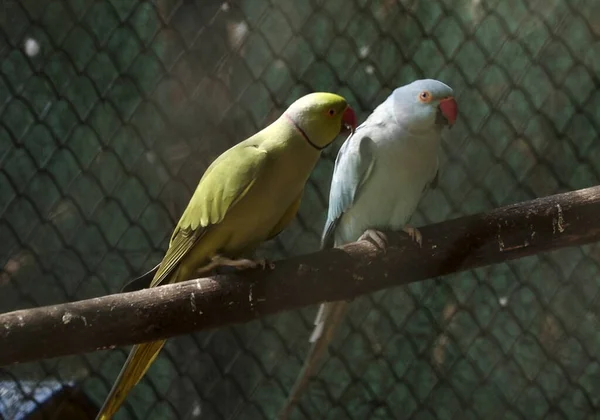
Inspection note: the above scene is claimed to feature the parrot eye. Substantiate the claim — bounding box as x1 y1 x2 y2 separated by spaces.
328 109 336 116
418 91 432 103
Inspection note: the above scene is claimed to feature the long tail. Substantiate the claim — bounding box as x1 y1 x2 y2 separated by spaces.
95 340 166 420
278 301 348 420
120 264 160 293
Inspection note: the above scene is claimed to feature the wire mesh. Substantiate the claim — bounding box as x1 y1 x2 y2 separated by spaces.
1 0 600 419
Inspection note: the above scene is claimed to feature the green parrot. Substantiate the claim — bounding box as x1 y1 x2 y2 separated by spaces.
95 92 357 420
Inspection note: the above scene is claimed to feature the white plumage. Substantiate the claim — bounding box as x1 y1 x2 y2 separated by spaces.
278 79 458 420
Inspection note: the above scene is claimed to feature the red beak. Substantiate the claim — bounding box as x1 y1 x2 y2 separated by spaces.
439 97 458 126
342 106 358 134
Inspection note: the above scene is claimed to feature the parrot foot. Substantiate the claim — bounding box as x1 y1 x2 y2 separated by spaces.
246 257 275 271
402 225 422 247
358 229 388 251
200 255 275 275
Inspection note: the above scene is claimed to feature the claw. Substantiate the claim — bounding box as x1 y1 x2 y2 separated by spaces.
402 226 422 247
254 258 275 271
358 229 388 252
197 255 275 276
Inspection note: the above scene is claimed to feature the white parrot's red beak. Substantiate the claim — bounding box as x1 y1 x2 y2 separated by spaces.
439 97 458 126
342 106 358 134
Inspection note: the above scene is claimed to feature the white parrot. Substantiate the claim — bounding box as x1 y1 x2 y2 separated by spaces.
278 79 458 419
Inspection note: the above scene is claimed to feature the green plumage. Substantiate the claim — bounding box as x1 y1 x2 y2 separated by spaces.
96 92 356 419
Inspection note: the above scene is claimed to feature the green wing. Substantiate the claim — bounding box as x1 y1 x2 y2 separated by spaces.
149 143 269 288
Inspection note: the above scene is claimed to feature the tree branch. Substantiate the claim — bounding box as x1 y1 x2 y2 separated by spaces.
2 186 600 367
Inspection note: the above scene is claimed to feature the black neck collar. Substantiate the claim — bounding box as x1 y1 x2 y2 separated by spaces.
284 114 325 151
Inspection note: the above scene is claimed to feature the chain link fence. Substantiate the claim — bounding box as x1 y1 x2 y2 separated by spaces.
2 0 600 418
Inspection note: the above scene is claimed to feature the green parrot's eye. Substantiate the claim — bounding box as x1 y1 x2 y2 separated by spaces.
328 109 336 116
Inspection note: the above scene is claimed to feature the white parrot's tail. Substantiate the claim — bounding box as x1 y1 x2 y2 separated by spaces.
278 301 349 420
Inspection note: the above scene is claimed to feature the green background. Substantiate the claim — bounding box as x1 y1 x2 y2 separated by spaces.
1 0 600 418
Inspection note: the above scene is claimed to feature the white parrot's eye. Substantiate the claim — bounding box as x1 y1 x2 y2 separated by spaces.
328 108 336 116
418 91 432 103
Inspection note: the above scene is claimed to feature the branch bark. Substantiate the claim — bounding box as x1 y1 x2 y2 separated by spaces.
2 185 600 366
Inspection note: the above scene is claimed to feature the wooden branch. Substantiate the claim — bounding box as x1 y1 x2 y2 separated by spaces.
1 186 600 366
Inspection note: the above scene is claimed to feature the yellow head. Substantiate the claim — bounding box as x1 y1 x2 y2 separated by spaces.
284 92 357 150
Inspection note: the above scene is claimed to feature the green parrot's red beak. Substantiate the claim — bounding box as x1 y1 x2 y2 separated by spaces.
439 97 458 126
342 106 358 134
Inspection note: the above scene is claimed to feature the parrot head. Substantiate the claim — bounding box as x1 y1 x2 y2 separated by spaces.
284 92 358 150
391 79 458 131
